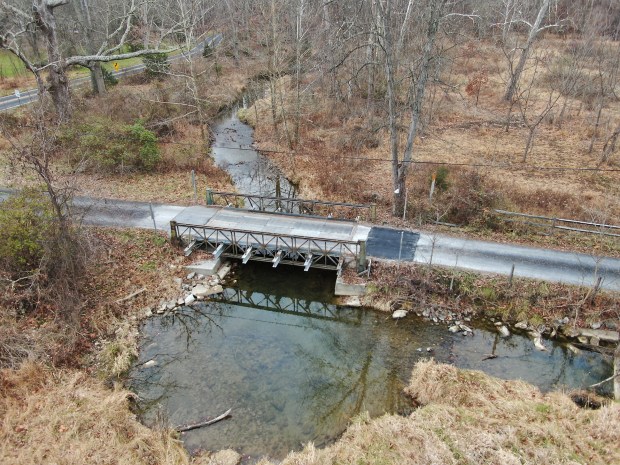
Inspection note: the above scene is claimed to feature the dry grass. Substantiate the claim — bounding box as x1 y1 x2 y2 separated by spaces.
365 261 620 328
0 228 243 465
0 363 190 465
258 360 620 465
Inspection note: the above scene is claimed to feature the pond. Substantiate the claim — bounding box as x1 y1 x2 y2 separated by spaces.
129 262 613 462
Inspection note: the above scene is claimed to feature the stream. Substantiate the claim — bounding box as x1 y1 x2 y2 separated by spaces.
130 262 612 462
210 93 297 200
129 96 614 462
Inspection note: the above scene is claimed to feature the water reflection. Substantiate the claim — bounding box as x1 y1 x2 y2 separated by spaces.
130 263 613 461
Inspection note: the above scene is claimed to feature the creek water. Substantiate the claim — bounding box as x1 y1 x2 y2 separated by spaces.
130 262 613 462
210 94 297 200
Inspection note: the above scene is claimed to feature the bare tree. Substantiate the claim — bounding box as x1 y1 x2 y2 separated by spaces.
498 0 563 102
514 51 562 161
380 0 448 216
0 0 188 120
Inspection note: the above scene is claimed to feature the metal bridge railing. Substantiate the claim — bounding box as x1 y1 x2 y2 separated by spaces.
171 221 367 271
206 189 377 222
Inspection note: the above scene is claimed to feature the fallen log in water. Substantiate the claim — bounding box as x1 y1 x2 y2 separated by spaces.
176 408 232 433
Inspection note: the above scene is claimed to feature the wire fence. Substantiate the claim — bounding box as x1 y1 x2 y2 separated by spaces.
494 209 620 238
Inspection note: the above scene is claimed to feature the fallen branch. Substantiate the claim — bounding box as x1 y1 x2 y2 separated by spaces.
588 372 620 389
176 408 232 433
481 354 497 361
115 288 146 304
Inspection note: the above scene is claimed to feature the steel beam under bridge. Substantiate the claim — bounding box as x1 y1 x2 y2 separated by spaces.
170 206 370 272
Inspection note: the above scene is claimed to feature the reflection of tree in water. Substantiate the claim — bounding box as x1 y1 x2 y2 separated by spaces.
446 327 613 395
128 304 225 421
295 321 405 435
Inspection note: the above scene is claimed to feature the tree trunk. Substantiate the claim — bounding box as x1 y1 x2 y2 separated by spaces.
588 98 604 153
523 127 536 162
393 1 443 217
504 0 550 101
601 125 619 163
34 0 71 120
90 62 106 95
614 344 620 401
380 0 400 215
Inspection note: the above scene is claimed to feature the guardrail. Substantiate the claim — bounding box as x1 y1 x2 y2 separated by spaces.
494 209 620 238
206 190 377 222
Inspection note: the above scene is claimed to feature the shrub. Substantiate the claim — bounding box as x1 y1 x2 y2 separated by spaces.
61 118 160 173
0 189 54 277
102 67 118 87
129 121 159 170
202 43 214 58
433 166 449 192
143 52 169 79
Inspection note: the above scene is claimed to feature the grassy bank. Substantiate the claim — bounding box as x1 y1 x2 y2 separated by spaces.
258 360 620 465
0 227 244 464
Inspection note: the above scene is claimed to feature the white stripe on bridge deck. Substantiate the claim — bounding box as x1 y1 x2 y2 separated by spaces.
171 206 371 243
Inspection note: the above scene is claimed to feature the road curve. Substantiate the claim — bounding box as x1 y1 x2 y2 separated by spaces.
0 34 222 112
2 190 617 291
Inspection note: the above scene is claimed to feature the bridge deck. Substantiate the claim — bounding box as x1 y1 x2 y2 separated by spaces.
171 206 371 270
171 206 371 242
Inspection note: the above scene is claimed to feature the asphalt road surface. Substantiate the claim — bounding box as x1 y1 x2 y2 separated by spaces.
0 34 222 112
367 226 620 291
2 190 617 291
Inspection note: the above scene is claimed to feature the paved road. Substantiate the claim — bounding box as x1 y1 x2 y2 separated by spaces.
2 190 617 291
0 34 222 112
368 226 620 291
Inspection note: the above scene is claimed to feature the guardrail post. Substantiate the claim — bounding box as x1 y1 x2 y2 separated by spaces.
550 217 556 235
206 188 214 205
357 241 367 273
370 203 377 222
170 220 180 246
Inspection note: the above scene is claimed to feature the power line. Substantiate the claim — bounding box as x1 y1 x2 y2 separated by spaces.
56 128 617 172
200 143 620 173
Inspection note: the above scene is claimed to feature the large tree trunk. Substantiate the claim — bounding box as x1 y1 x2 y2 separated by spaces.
47 64 70 121
34 0 71 120
90 62 106 95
